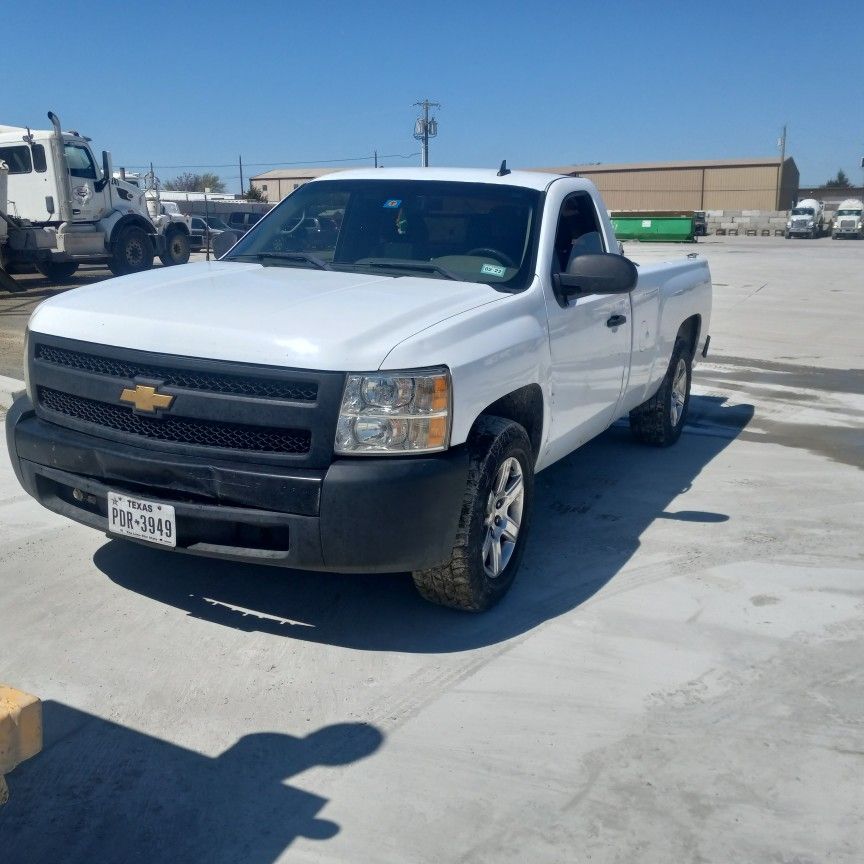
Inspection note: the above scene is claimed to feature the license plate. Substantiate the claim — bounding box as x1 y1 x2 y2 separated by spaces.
108 492 176 548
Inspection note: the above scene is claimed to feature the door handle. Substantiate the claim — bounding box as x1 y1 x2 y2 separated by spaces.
606 314 627 328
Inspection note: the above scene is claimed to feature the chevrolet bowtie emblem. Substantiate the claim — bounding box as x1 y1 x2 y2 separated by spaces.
120 384 174 414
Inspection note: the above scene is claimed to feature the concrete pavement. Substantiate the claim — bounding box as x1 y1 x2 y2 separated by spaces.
0 238 862 862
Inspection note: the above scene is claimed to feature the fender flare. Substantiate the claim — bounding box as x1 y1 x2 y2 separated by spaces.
109 214 157 250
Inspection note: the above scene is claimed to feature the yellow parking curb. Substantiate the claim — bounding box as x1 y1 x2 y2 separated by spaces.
0 686 42 805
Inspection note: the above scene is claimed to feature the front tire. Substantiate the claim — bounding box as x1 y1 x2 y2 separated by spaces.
159 228 191 267
412 417 534 611
36 261 79 282
630 339 692 447
109 226 154 276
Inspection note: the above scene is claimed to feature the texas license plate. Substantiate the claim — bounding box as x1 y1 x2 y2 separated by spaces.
108 492 176 548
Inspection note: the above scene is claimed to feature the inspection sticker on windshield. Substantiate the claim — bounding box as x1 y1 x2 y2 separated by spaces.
481 263 506 277
382 199 402 208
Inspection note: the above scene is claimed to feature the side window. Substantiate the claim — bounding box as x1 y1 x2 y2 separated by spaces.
64 144 98 180
552 192 605 272
0 145 33 174
32 145 47 172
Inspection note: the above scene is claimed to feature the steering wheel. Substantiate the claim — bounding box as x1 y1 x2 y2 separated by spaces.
466 247 515 268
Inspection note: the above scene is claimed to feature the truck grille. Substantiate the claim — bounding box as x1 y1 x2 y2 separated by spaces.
29 336 346 467
35 343 318 401
38 387 311 454
840 219 856 229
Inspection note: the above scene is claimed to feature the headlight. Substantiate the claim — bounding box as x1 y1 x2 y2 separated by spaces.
335 367 451 454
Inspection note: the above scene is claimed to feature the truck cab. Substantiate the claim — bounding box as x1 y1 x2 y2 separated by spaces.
786 198 824 239
832 198 863 239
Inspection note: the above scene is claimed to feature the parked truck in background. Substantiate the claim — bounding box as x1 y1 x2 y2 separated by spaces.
786 198 824 238
831 198 864 239
6 167 711 611
0 112 190 285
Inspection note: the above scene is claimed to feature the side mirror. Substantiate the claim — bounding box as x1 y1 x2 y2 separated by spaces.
554 253 638 299
94 150 112 192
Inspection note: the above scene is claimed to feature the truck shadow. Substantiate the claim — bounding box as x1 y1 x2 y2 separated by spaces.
95 395 754 653
0 701 383 864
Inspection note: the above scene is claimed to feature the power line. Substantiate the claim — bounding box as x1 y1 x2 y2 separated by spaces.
120 152 421 171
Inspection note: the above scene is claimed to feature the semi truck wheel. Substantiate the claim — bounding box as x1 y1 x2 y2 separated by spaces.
630 339 692 447
159 228 191 267
36 261 79 282
412 417 534 612
109 226 154 276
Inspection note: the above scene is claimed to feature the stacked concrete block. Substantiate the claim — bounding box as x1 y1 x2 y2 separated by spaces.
705 210 789 236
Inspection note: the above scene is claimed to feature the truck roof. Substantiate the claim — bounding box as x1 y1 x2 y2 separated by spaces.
307 166 585 192
0 126 79 144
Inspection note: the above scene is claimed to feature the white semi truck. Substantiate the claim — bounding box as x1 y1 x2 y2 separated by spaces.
831 198 863 239
0 112 190 285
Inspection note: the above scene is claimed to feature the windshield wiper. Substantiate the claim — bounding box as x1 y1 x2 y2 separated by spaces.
232 251 333 270
354 259 460 281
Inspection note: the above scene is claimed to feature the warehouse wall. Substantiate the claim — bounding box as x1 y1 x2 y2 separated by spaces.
572 161 797 212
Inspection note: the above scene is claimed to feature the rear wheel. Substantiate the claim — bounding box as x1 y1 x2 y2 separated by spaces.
36 261 79 282
158 228 191 266
412 417 534 611
109 226 153 276
630 339 692 447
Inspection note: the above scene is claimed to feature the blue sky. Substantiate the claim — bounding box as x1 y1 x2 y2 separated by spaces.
5 1 862 193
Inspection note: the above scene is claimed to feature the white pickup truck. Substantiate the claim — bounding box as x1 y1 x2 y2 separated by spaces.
6 167 711 610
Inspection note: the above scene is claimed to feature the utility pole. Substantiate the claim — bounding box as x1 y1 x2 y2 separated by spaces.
374 149 378 168
239 155 244 196
776 124 787 210
413 99 440 167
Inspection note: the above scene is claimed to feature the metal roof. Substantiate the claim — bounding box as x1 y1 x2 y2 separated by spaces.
250 167 340 181
532 156 797 174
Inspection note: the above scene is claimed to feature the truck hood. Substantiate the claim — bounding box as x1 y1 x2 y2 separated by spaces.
29 261 505 371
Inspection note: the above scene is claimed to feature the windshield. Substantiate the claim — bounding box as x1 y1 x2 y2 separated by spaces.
792 208 814 216
224 179 542 290
837 209 862 216
206 217 231 230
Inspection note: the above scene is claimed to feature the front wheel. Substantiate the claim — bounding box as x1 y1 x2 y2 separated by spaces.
36 261 79 282
412 417 534 611
629 339 692 447
159 228 191 266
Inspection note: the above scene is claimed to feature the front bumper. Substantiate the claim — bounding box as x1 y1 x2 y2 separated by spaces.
6 395 468 573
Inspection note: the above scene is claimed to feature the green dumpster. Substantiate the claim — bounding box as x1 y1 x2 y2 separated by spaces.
611 214 695 242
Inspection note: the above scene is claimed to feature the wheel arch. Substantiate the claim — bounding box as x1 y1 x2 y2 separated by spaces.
164 221 190 237
469 384 544 466
676 314 701 361
109 214 156 249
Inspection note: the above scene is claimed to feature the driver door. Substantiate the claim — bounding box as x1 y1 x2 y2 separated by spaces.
63 142 109 221
543 191 631 463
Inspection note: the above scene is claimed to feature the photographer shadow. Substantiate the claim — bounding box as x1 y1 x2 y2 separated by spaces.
0 700 382 864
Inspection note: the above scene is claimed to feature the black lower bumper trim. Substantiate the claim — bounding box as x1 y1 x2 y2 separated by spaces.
7 395 469 573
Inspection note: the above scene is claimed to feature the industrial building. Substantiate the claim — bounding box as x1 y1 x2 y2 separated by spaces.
249 167 338 202
251 156 801 212
533 157 799 211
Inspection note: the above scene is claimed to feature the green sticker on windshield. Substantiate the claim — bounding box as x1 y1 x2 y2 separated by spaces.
481 263 506 277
